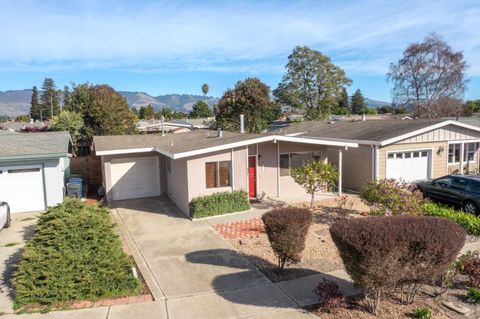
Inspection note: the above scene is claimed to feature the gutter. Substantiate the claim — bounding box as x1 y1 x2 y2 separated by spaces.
0 153 69 162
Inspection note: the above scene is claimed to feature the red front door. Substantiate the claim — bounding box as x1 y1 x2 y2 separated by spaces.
248 156 257 198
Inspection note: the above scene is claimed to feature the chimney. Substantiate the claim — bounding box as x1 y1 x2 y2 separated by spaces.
240 114 245 133
361 114 366 121
217 128 223 138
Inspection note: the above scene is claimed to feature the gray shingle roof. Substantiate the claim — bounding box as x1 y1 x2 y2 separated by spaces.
0 131 71 159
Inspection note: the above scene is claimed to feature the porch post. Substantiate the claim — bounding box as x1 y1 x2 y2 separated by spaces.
460 143 464 175
338 148 343 196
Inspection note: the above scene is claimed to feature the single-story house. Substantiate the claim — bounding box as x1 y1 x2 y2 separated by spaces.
0 131 71 213
93 118 480 217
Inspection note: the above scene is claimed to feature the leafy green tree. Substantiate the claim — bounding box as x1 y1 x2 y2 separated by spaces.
273 46 352 119
64 83 137 141
351 89 365 114
40 78 61 119
173 111 188 119
139 104 155 120
464 99 480 116
63 85 71 108
15 114 30 122
217 77 281 133
291 160 339 208
30 86 40 120
131 107 139 117
49 110 84 155
333 87 350 114
158 107 174 120
201 83 209 96
189 101 213 118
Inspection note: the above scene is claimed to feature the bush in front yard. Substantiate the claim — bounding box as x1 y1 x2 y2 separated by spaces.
330 215 465 315
462 253 480 288
360 179 425 215
424 202 480 236
189 191 250 218
13 199 139 308
262 208 312 271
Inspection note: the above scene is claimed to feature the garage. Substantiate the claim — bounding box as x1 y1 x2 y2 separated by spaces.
110 157 161 201
0 165 46 213
386 150 431 182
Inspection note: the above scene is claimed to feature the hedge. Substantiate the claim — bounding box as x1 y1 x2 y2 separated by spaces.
189 191 250 218
13 199 139 309
424 202 480 236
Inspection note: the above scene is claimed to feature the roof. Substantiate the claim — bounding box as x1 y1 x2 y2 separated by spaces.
0 131 71 160
0 121 48 131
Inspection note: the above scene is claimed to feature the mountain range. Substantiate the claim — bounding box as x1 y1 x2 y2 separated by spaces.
0 89 390 117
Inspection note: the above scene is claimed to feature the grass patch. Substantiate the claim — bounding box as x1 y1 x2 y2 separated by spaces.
424 202 480 236
3 242 19 247
13 199 139 309
189 191 250 218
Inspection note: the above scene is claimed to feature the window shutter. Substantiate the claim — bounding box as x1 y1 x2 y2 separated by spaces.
205 162 217 188
219 161 231 187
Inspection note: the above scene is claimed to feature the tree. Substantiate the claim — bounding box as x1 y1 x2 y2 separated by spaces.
139 105 155 120
387 33 468 118
189 101 213 118
201 83 209 96
290 160 338 208
40 78 61 119
158 107 173 120
273 46 352 119
15 114 30 122
216 77 281 133
333 87 350 115
30 86 40 120
64 83 137 141
173 111 188 119
351 89 365 114
49 111 84 156
63 86 71 108
464 99 480 116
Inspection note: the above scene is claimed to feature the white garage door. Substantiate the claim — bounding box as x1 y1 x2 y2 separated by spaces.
0 165 45 213
386 150 431 182
110 157 160 201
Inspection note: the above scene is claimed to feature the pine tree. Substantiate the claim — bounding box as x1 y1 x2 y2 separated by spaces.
335 87 350 114
30 86 40 120
63 85 71 109
40 78 60 119
351 89 365 115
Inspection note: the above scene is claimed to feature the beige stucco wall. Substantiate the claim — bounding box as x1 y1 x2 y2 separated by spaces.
378 141 448 179
233 147 248 192
101 152 167 203
328 145 373 191
256 141 279 198
166 157 189 215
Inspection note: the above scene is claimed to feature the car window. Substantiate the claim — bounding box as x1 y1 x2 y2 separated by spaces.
470 181 480 195
451 177 469 190
434 177 452 187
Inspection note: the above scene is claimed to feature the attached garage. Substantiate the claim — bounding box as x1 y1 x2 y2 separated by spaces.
109 157 161 201
0 165 45 213
386 149 432 182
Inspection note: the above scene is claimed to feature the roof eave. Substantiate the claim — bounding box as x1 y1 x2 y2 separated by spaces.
0 153 69 162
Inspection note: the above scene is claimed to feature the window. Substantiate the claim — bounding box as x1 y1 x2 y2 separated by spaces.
451 177 469 190
388 153 394 159
205 161 231 188
434 177 452 187
7 168 40 174
470 181 480 194
465 143 478 162
279 152 313 177
449 143 478 164
448 144 461 163
279 154 290 176
290 153 311 170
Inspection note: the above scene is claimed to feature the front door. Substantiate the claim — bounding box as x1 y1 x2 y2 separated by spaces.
248 156 257 198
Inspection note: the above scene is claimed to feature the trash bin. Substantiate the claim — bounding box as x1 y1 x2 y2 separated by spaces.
67 175 83 198
67 183 82 198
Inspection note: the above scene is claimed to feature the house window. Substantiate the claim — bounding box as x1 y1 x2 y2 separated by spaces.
279 154 290 176
448 143 478 164
465 143 478 162
205 161 231 188
448 144 461 163
279 152 314 177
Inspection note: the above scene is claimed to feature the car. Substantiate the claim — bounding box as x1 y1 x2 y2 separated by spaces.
414 175 480 215
0 201 11 230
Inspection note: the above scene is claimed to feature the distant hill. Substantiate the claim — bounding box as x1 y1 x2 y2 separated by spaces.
0 90 33 117
364 98 391 109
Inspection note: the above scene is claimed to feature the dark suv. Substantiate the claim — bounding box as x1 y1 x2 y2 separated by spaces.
415 175 480 215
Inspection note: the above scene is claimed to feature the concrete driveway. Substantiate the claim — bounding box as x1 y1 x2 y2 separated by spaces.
112 197 315 319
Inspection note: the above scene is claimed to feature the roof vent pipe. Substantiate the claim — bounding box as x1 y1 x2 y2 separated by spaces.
361 114 366 121
217 128 223 138
240 114 245 133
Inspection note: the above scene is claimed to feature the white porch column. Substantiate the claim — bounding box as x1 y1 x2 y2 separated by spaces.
338 148 343 196
460 143 465 175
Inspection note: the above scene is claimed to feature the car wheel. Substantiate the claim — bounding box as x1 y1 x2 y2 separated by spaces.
463 201 479 215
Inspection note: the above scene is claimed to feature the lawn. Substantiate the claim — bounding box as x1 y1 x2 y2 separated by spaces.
12 199 141 310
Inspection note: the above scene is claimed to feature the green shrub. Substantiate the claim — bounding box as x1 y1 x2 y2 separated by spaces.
360 179 425 215
467 287 480 304
424 202 480 236
330 215 466 315
413 307 432 319
189 191 250 218
13 199 139 308
262 208 312 271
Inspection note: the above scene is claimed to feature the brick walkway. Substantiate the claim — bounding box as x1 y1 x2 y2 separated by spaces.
212 217 265 240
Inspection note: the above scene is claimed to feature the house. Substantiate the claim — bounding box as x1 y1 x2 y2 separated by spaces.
0 131 71 213
93 118 480 217
136 117 214 133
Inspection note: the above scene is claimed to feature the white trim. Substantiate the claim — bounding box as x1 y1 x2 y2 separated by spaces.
277 141 280 197
275 136 358 148
447 139 480 144
380 120 480 146
285 132 307 137
385 148 434 180
95 147 156 156
375 145 379 179
338 149 343 196
231 148 235 190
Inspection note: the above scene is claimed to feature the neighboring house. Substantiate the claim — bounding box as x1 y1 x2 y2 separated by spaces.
93 118 480 217
136 117 214 133
0 131 71 213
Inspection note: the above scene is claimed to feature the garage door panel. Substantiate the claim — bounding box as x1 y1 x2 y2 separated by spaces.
386 150 431 182
110 157 161 201
0 165 45 213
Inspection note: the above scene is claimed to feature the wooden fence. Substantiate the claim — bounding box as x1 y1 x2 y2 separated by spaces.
70 155 102 188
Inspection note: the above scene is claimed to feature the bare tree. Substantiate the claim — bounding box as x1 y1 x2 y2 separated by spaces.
387 33 468 118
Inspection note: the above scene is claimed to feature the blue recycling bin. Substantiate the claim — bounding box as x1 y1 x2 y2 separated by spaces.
67 175 83 198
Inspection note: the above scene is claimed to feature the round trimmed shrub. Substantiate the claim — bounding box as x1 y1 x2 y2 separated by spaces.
330 215 466 314
262 208 312 271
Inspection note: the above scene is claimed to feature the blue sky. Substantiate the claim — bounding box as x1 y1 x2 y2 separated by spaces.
0 0 479 101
